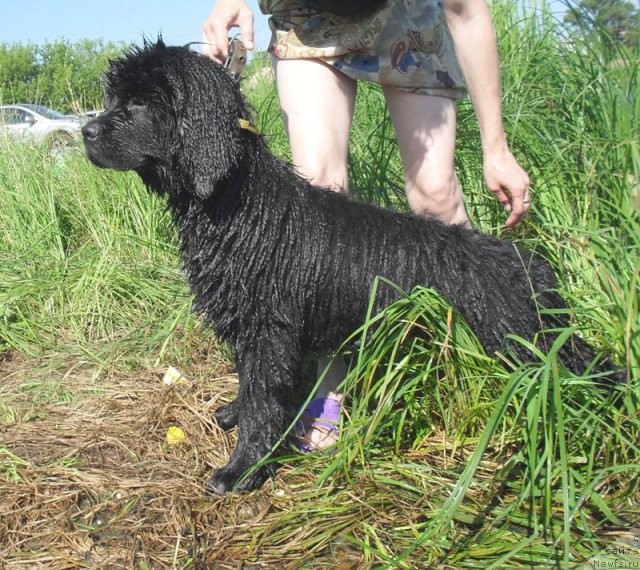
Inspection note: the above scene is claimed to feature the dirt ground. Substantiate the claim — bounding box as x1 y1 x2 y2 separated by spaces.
0 350 361 569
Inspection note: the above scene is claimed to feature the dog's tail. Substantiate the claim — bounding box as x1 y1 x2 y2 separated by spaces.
513 253 628 387
531 289 627 386
552 329 627 386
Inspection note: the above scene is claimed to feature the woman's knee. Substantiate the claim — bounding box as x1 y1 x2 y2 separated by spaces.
406 175 470 226
292 155 349 191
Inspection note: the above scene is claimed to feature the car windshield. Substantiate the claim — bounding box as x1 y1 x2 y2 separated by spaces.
21 104 67 120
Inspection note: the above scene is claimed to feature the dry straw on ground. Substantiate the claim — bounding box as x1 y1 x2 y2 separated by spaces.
4 347 630 569
0 352 364 569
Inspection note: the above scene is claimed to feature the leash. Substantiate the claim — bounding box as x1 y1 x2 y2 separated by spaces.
222 37 261 135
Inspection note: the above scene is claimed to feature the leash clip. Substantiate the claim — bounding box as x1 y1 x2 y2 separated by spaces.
223 37 248 80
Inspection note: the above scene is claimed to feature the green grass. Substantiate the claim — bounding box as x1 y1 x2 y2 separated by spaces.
0 144 197 367
1 1 639 567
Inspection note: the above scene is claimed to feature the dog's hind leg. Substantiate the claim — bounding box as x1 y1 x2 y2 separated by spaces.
206 326 304 494
214 398 240 431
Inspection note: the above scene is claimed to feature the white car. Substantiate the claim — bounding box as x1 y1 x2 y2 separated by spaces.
0 104 82 147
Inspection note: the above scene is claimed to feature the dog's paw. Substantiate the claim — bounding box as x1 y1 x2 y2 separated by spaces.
205 463 271 495
214 400 239 431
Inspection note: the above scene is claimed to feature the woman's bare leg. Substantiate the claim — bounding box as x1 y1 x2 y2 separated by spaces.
383 86 471 227
274 57 357 190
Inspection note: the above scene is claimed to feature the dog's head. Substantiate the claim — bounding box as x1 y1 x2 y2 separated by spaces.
83 39 250 200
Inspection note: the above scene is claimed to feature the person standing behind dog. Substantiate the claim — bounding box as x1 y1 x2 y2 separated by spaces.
203 0 531 450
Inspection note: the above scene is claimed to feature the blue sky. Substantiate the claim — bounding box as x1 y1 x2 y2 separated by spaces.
1 0 272 50
2 1 569 52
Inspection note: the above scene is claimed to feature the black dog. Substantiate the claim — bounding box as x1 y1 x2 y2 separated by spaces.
82 40 623 494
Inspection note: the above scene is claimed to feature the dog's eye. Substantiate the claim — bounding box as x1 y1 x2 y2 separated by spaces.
123 102 148 118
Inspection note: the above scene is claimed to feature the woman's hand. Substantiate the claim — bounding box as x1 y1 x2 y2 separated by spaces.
483 146 531 228
202 0 254 62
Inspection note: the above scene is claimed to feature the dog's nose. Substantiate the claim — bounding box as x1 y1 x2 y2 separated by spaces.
82 121 101 140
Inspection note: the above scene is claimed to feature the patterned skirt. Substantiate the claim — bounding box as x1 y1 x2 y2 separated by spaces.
260 0 467 99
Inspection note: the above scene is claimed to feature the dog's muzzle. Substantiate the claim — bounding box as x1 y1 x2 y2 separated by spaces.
82 121 101 141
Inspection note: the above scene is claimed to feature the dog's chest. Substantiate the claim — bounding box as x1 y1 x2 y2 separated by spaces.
177 209 265 332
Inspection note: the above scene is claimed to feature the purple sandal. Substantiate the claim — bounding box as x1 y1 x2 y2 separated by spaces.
295 397 341 453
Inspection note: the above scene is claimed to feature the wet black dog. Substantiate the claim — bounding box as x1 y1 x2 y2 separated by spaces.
83 40 623 494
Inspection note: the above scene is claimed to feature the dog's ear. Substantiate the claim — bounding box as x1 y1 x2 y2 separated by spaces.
175 54 248 200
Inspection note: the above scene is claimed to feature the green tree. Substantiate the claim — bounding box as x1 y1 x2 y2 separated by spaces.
0 39 123 113
563 0 640 50
0 43 39 104
36 39 123 112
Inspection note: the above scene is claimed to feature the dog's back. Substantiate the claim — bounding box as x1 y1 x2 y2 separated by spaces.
242 174 557 358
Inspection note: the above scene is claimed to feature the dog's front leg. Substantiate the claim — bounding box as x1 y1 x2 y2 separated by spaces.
206 327 303 494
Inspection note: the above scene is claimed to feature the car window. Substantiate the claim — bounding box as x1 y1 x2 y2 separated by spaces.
1 109 23 125
35 106 66 120
21 104 67 120
1 108 33 125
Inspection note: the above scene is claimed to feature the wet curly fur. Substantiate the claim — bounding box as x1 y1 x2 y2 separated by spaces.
83 40 623 494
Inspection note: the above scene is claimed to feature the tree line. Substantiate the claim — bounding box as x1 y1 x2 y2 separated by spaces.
563 0 639 50
0 39 124 114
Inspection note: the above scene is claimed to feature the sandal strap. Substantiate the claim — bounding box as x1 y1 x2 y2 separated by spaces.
295 397 342 453
297 397 341 432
